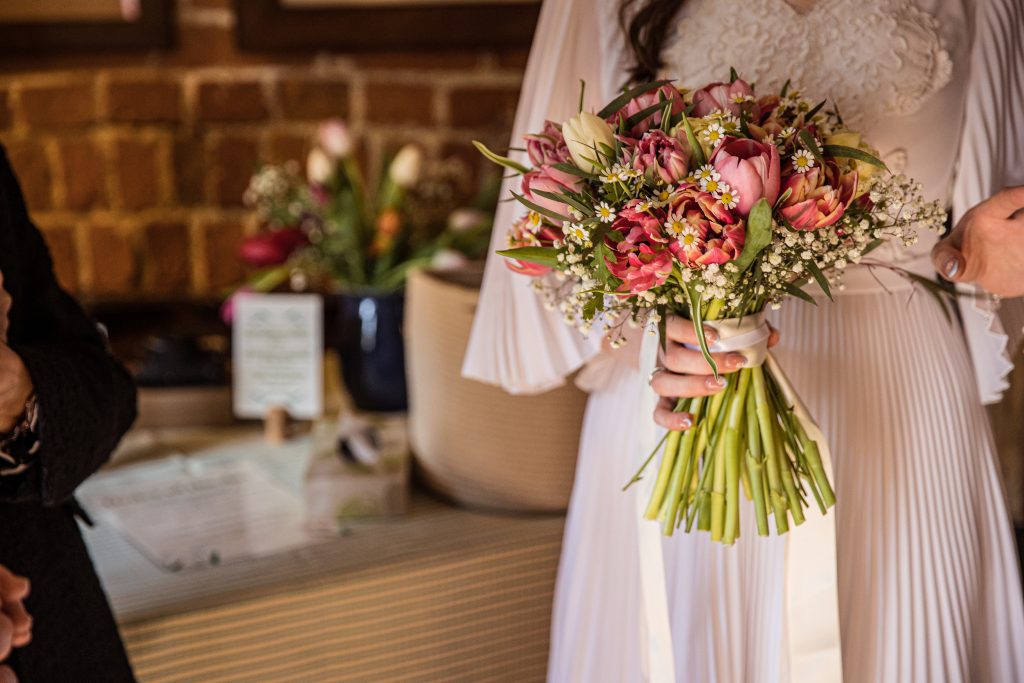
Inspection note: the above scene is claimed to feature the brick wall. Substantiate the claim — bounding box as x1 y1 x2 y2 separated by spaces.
0 0 527 302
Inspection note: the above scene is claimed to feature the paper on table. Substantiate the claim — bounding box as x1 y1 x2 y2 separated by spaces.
78 458 316 572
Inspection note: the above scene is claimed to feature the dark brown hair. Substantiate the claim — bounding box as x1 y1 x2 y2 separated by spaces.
619 0 687 83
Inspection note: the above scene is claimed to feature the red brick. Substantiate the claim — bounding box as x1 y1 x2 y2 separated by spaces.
448 85 520 128
105 78 182 123
88 223 138 297
276 77 350 121
210 134 259 206
365 84 434 125
112 138 162 210
352 52 480 70
265 132 310 165
141 221 191 296
200 218 245 292
39 223 79 293
196 81 268 123
19 81 96 128
172 135 207 205
58 138 106 210
5 140 52 211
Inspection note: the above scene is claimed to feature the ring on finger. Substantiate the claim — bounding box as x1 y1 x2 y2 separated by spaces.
647 365 667 386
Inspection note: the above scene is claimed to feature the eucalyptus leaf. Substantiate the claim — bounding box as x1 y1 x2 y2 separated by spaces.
821 144 888 169
473 140 530 174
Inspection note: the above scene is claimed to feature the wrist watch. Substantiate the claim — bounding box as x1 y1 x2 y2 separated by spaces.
0 395 40 477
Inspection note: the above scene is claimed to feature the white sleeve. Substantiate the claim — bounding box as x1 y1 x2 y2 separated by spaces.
460 0 630 395
950 0 1024 404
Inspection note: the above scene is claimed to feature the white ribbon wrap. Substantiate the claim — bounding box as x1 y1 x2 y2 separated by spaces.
638 316 843 683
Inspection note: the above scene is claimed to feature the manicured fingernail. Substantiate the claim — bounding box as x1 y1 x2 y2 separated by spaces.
677 413 693 429
703 327 719 343
942 254 960 279
728 353 747 368
707 376 728 390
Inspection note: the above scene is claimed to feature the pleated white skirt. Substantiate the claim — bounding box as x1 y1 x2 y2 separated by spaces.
548 287 1024 683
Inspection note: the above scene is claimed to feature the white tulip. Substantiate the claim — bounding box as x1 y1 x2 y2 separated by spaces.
318 119 354 159
306 148 334 185
562 112 616 174
388 145 424 189
431 248 468 271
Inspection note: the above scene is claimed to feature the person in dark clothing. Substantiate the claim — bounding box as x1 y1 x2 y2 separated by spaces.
0 145 138 681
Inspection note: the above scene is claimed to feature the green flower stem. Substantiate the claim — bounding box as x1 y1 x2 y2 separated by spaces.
709 433 728 542
745 388 770 537
775 419 806 526
793 418 837 509
644 429 682 520
722 368 751 545
752 365 790 534
661 420 698 536
671 397 706 530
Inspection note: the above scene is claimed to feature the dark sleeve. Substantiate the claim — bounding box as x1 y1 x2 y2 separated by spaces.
0 148 137 506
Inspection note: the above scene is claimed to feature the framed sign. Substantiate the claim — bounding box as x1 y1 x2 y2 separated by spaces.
0 0 173 52
234 0 540 51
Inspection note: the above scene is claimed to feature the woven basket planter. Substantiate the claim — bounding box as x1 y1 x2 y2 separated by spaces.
405 267 587 512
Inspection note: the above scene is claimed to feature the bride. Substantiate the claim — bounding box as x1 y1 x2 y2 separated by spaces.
464 0 1024 681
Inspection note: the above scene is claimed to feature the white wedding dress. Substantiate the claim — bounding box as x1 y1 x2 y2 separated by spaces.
463 0 1024 681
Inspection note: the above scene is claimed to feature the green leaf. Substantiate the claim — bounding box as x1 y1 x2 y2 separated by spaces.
821 144 888 170
686 285 719 378
804 260 833 301
592 241 613 284
729 67 739 83
551 161 594 180
782 281 818 305
532 188 593 216
903 271 955 323
805 98 827 120
597 79 673 119
623 100 669 130
780 79 792 98
473 140 530 174
510 191 572 224
729 198 772 274
681 116 705 167
798 129 824 165
773 187 793 211
496 246 560 268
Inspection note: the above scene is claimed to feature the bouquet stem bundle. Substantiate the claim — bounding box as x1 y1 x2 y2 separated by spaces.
633 307 836 543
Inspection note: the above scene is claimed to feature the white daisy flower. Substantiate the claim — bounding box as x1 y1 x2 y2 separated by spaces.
599 169 619 184
780 126 796 138
792 149 815 172
596 202 617 223
566 223 590 243
702 122 726 145
655 186 676 204
700 176 722 194
694 164 720 183
526 211 542 233
663 213 686 237
636 198 654 212
716 184 740 209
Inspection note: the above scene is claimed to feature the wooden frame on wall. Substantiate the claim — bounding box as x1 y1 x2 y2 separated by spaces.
0 0 174 53
234 0 540 51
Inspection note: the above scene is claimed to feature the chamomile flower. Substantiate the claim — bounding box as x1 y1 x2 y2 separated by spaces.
678 222 702 248
721 115 741 133
694 164 720 184
596 201 617 223
636 198 654 212
655 186 676 204
599 168 620 184
663 213 687 238
565 223 590 244
701 176 722 194
792 149 816 172
716 184 740 210
780 126 796 138
730 92 754 104
702 122 726 146
526 211 543 233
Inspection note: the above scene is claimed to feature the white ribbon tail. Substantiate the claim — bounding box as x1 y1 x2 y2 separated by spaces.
766 352 844 683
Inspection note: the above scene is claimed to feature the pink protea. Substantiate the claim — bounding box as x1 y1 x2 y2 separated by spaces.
780 164 858 230
691 79 755 117
524 121 571 167
504 213 561 276
611 84 687 136
521 164 584 216
667 187 745 266
628 130 690 185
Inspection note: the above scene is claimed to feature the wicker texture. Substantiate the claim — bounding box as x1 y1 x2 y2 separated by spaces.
405 269 587 512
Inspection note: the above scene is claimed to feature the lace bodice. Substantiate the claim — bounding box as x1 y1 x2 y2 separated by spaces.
664 0 973 275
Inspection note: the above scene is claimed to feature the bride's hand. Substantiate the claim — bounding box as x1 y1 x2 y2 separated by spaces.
651 316 779 431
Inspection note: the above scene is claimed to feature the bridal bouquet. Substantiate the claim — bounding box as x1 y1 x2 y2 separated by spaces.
477 74 947 543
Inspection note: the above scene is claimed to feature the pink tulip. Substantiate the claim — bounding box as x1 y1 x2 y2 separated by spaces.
612 85 687 136
521 165 584 216
691 79 755 117
780 165 858 230
239 227 308 267
630 130 690 185
710 137 781 216
667 187 745 267
607 244 675 294
504 214 561 277
524 121 571 167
